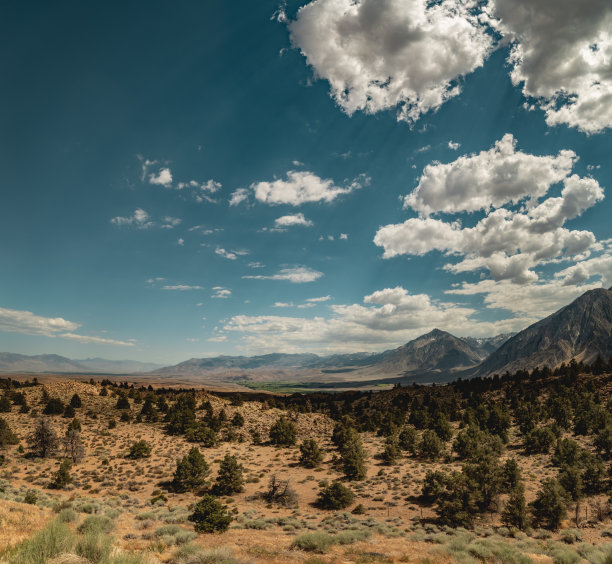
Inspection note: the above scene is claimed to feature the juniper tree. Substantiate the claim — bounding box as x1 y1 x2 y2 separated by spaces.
189 495 232 533
269 416 297 446
299 438 323 468
213 454 244 495
531 478 569 530
50 459 72 489
502 484 529 530
0 417 18 449
28 418 59 458
69 394 82 408
63 428 85 463
172 447 210 492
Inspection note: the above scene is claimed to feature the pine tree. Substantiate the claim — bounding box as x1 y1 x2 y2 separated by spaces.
28 418 59 458
50 459 72 489
299 439 323 468
172 447 210 492
188 494 232 533
69 394 82 408
502 484 529 530
0 417 18 449
269 416 297 446
339 428 367 481
531 478 569 530
213 454 244 495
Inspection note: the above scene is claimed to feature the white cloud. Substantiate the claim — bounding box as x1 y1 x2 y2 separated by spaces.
448 140 461 150
60 333 134 347
405 134 577 215
289 0 493 124
110 208 153 229
340 233 348 240
177 238 184 246
161 216 182 229
248 261 265 269
0 306 132 346
274 213 314 228
211 287 232 299
306 295 331 303
0 306 80 337
243 266 323 283
251 170 366 205
149 167 173 187
224 286 525 354
215 248 238 260
375 136 604 284
208 335 228 342
274 302 294 308
229 188 250 206
489 0 612 133
162 285 204 291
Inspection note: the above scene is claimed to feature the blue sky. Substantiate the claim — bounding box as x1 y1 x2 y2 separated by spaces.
1 0 611 364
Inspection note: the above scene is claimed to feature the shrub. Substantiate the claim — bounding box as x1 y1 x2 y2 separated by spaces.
299 439 323 468
231 413 244 428
57 508 77 523
552 438 582 468
269 416 297 446
10 519 76 564
398 426 418 454
188 494 233 533
316 481 354 510
76 531 112 563
172 447 210 492
291 532 335 553
380 435 401 465
116 396 131 410
213 454 244 495
127 440 151 459
24 489 38 505
262 474 299 507
77 515 116 534
185 423 217 447
62 404 75 419
524 427 555 454
0 395 11 412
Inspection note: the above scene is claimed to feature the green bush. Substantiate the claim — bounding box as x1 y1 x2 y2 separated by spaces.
172 447 210 492
316 481 354 510
77 515 116 534
127 440 151 459
10 519 76 564
49 459 72 489
269 416 297 446
188 494 233 533
0 417 19 448
213 454 244 495
299 439 323 468
291 532 335 553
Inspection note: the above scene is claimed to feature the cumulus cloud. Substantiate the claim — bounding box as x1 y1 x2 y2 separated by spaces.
274 213 314 228
0 306 132 346
243 266 323 283
489 0 612 133
0 306 80 337
224 286 525 353
289 0 493 124
211 287 232 299
405 134 577 215
250 170 365 205
149 167 173 187
110 208 153 229
375 136 604 284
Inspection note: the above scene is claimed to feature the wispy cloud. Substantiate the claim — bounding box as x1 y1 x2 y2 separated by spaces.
162 284 204 291
211 287 232 299
110 208 153 229
243 266 323 283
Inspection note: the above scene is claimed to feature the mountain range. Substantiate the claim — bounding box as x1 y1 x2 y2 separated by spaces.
1 287 611 385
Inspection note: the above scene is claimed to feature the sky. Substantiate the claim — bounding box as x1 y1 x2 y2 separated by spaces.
1 0 612 365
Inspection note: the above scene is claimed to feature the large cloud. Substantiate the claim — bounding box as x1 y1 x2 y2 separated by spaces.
0 306 133 346
490 0 612 133
224 286 526 353
289 0 493 123
375 136 604 284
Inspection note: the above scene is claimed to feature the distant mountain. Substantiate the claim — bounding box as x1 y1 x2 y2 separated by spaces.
372 329 489 375
0 353 88 374
154 329 510 382
475 287 612 376
75 358 163 373
0 353 162 374
463 333 516 357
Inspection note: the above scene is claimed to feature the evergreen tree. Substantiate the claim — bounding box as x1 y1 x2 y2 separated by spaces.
502 484 529 530
316 481 354 509
28 418 59 458
127 440 151 459
398 426 418 455
50 459 72 489
231 413 245 428
213 454 244 495
0 396 11 412
69 394 82 408
189 494 232 533
531 478 569 530
269 416 297 446
419 430 444 460
299 439 323 468
0 417 18 449
172 447 210 492
380 434 401 465
43 397 65 415
339 427 367 481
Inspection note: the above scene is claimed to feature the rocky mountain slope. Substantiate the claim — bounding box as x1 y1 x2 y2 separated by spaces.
475 287 612 376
